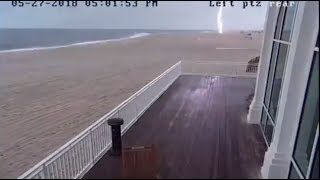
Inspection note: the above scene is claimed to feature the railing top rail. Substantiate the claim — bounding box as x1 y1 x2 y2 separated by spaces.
181 60 255 65
18 61 181 179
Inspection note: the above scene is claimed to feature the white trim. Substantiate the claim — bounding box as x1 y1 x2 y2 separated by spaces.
261 149 291 179
260 123 270 147
291 158 305 179
262 104 275 127
315 47 319 52
273 39 291 45
181 73 256 78
215 47 255 50
180 60 250 65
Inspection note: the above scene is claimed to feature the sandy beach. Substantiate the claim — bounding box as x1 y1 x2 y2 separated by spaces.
0 32 263 178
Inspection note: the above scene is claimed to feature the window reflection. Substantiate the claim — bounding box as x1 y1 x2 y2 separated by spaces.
265 117 274 145
274 6 286 40
281 2 298 41
261 108 267 133
269 43 289 121
293 52 319 176
264 42 279 108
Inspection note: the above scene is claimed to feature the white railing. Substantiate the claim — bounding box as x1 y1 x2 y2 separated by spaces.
18 61 181 179
181 61 257 78
18 60 255 179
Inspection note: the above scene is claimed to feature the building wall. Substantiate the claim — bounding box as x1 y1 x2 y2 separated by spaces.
248 1 319 179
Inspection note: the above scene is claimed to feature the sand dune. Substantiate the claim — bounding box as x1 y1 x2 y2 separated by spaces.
0 32 263 178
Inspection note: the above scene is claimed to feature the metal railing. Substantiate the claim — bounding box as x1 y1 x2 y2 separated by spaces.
18 62 181 179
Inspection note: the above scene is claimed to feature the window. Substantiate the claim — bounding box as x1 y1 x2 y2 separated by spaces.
290 52 319 178
288 32 319 178
264 42 279 108
269 43 289 120
261 108 267 132
274 6 286 39
260 2 298 146
265 117 274 145
281 2 298 41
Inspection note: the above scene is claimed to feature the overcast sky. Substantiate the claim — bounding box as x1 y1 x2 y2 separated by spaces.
0 1 268 30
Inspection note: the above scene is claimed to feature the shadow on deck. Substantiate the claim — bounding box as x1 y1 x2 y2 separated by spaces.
83 75 267 179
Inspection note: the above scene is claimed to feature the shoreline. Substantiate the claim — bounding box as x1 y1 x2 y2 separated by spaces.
0 32 151 54
0 30 262 54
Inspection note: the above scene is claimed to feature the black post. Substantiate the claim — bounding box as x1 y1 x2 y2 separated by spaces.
107 118 124 156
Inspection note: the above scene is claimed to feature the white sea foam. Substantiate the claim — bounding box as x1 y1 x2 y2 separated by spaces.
0 33 151 54
128 33 151 39
201 31 215 34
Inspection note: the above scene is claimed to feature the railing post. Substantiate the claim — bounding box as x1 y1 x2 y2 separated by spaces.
42 164 48 179
135 97 138 120
89 129 95 165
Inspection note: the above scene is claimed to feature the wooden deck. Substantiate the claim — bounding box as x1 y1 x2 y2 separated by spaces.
83 75 267 179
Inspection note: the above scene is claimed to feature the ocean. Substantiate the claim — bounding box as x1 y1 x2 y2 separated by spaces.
0 29 211 52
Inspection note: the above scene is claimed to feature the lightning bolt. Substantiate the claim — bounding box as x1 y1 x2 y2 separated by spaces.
217 7 223 34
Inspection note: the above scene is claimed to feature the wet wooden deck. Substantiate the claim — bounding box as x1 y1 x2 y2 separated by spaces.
83 75 267 179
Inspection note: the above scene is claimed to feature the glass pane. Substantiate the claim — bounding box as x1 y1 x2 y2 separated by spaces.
280 2 298 41
269 44 289 121
260 108 267 133
293 52 319 176
310 140 319 179
265 117 274 145
289 163 302 179
274 6 286 39
264 42 279 108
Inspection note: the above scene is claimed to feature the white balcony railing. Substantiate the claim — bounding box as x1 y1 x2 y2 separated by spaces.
18 62 181 179
17 60 257 179
182 60 257 78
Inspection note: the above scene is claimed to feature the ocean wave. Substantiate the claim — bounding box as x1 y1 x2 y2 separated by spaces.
0 33 151 54
128 33 151 39
201 31 215 34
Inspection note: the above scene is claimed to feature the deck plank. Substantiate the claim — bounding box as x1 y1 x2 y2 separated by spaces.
83 75 267 179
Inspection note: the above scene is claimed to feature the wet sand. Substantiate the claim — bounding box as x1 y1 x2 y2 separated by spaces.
0 32 263 178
